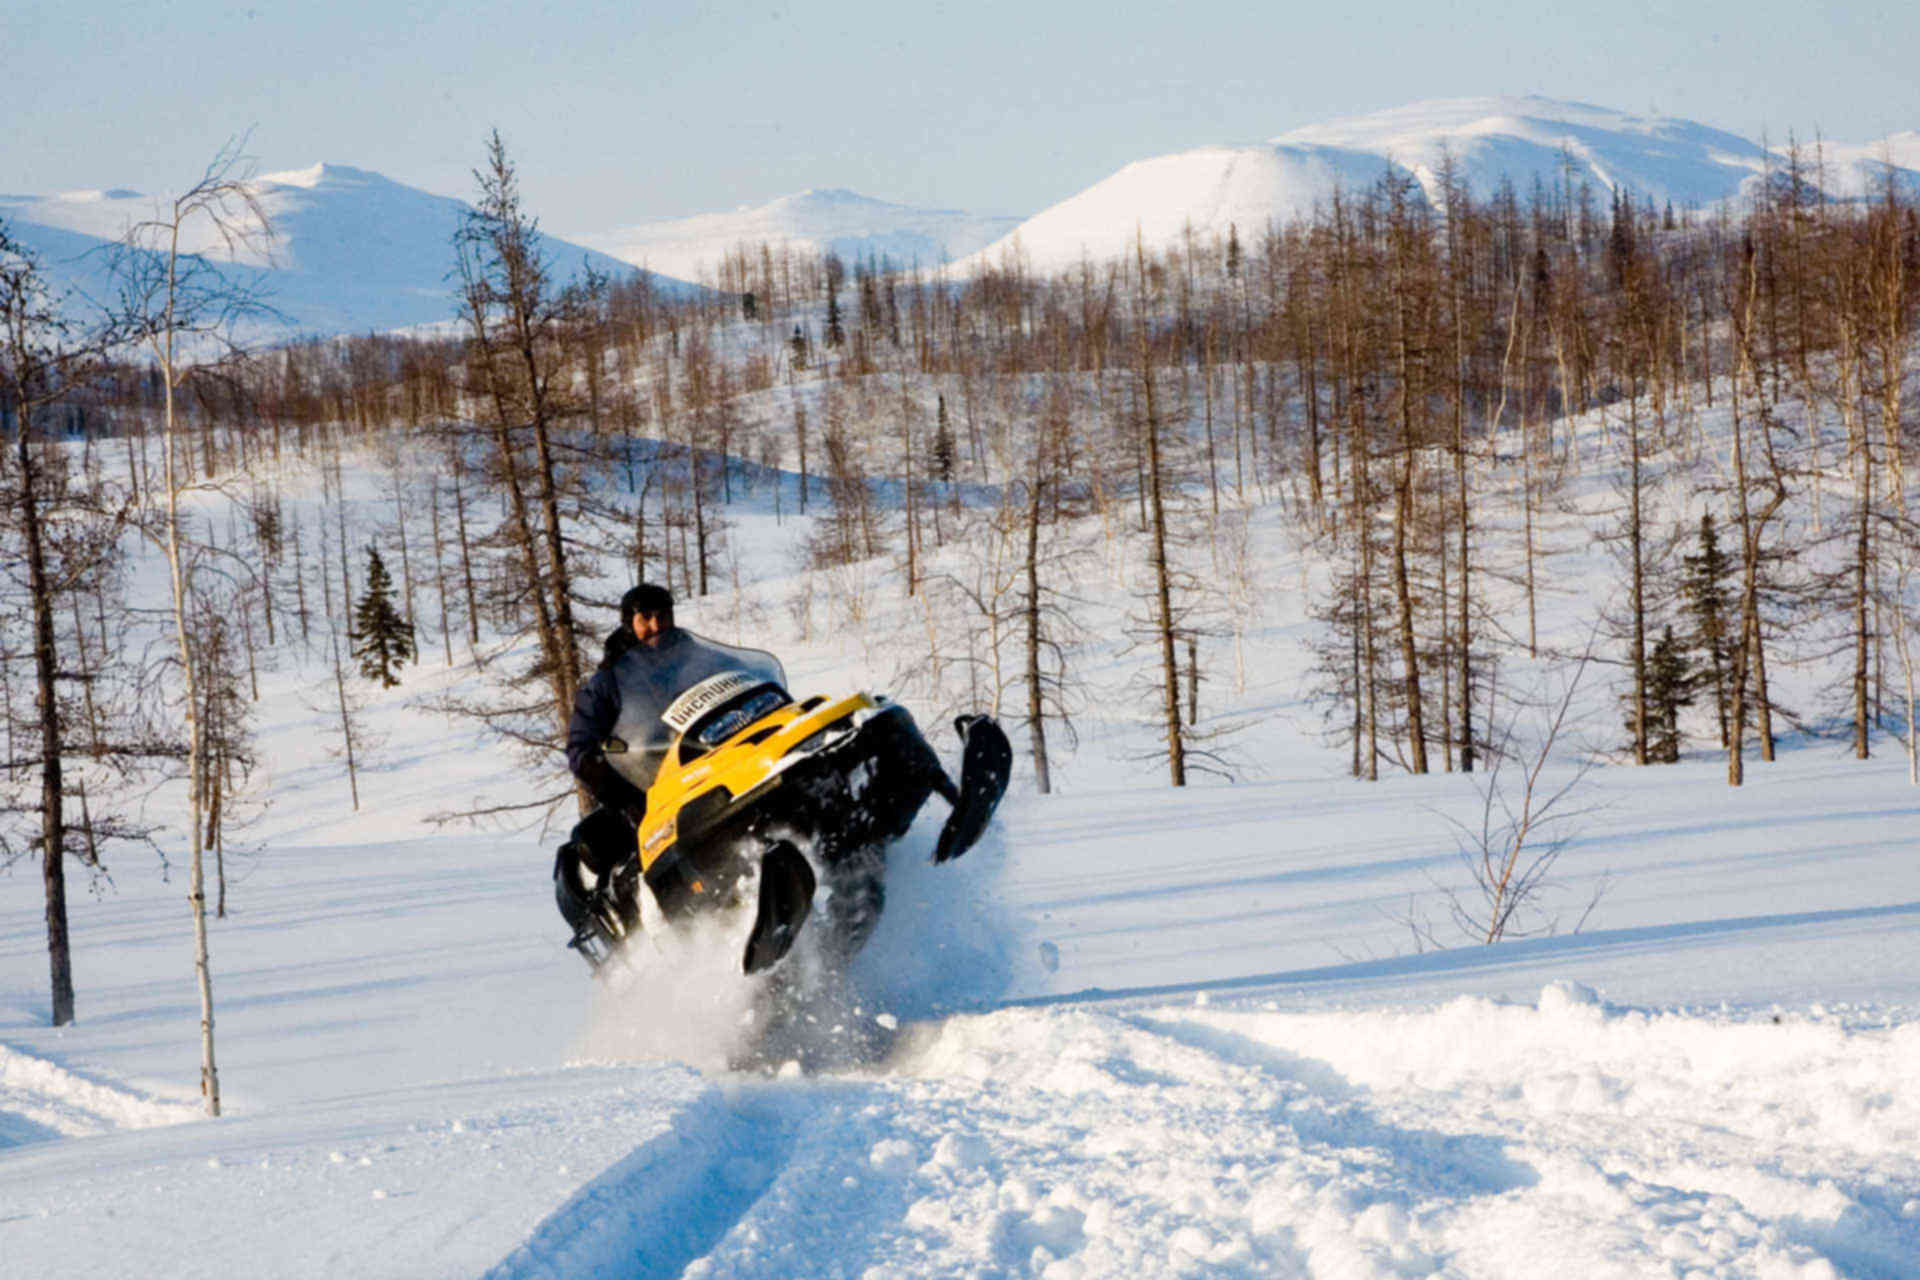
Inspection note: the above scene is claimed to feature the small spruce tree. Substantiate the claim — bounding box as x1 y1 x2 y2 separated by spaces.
351 545 415 688
931 393 956 485
825 287 844 348
1633 625 1695 764
1681 513 1735 746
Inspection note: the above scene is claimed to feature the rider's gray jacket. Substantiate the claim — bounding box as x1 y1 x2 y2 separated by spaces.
566 627 786 818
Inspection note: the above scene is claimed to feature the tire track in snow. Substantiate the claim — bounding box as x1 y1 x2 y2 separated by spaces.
482 1091 796 1280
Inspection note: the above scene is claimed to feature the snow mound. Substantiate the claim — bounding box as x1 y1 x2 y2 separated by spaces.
0 1043 200 1144
847 990 1920 1276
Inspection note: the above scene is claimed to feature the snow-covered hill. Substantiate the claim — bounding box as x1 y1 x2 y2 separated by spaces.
1813 131 1920 199
0 163 696 339
961 95 1920 276
569 187 1022 282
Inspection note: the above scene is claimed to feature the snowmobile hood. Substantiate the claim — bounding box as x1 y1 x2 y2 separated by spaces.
635 691 883 874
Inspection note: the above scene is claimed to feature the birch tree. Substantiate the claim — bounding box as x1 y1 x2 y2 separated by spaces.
118 138 275 1116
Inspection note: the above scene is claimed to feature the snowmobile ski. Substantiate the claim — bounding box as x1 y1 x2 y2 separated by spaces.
932 714 1013 863
742 841 816 974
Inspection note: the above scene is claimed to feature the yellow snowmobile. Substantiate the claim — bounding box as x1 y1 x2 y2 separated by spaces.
562 666 1011 975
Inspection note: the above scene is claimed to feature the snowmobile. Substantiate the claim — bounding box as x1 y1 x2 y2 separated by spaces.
557 666 1012 976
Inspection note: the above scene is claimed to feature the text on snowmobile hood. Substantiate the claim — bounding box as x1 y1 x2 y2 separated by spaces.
662 671 764 734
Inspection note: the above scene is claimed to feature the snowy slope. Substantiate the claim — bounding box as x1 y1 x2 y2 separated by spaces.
1275 96 1777 210
960 143 1401 275
571 187 1022 283
4 383 1920 1275
961 95 1920 277
4 734 1917 1276
0 163 696 339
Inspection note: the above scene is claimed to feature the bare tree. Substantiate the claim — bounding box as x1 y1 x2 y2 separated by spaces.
441 130 626 819
313 627 380 811
1443 656 1596 944
1132 233 1187 786
190 589 257 918
0 220 155 1026
117 137 276 1116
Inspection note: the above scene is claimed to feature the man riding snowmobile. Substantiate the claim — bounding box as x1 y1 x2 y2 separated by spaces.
552 584 1012 975
555 584 777 937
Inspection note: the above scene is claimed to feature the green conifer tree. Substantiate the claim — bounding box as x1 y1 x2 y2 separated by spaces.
825 284 844 349
1682 513 1735 746
1641 625 1695 763
351 545 415 688
931 393 956 485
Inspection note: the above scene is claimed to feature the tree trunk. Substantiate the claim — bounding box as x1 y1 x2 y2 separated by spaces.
331 631 361 810
1136 240 1186 787
1390 448 1428 774
156 246 220 1114
17 422 75 1026
901 372 919 595
1023 469 1051 795
1855 444 1873 759
427 477 454 667
449 454 481 654
1628 389 1649 765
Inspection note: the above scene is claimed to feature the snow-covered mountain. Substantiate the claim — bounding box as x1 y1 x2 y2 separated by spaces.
1811 130 1920 199
10 100 1919 338
960 96 1920 276
571 187 1022 282
0 163 695 339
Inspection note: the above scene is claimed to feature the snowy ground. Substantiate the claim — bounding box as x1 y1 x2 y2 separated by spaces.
5 444 1920 1277
6 740 1917 1277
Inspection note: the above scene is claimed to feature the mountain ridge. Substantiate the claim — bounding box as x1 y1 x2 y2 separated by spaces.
568 186 1022 282
7 96 1917 336
0 162 696 340
958 95 1920 276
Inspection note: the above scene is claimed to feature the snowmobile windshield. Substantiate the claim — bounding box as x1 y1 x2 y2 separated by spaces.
604 631 787 792
683 683 792 758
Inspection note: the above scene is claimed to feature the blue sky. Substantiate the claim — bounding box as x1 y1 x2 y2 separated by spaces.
10 0 1918 231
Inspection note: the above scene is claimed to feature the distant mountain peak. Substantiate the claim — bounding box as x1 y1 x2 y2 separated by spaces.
960 96 1915 277
4 162 697 340
47 187 143 203
574 188 1022 281
257 162 391 190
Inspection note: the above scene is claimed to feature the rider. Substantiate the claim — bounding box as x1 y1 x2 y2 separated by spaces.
552 584 785 949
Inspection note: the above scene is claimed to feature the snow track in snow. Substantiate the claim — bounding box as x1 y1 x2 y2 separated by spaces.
484 1093 796 1280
